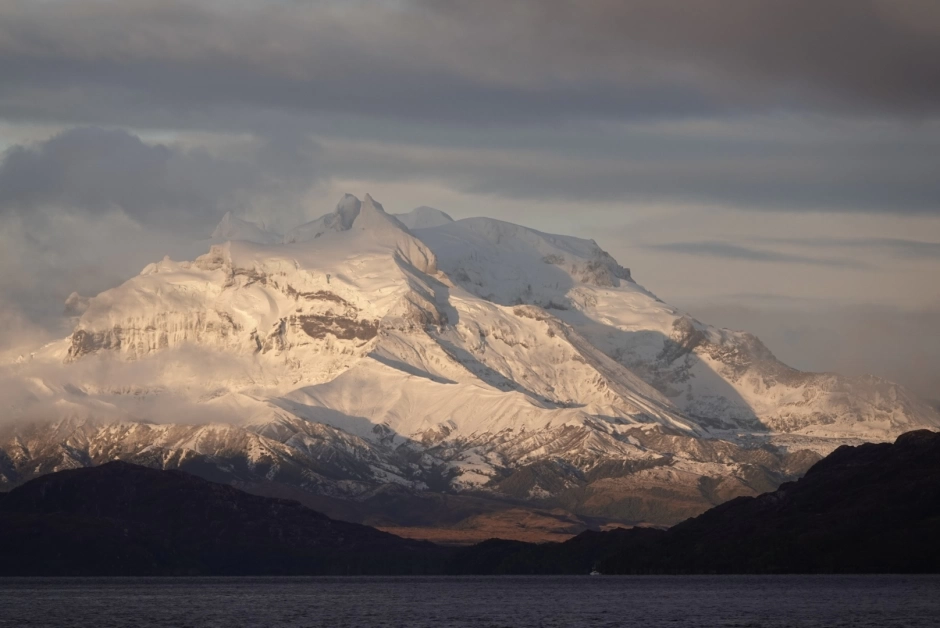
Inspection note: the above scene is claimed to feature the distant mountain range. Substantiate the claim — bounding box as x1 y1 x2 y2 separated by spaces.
1 429 937 575
2 194 937 536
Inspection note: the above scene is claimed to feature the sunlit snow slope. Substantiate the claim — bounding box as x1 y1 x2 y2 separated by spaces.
2 194 937 527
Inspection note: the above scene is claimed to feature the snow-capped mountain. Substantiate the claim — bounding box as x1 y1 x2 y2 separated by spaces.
2 194 937 529
211 211 282 245
396 206 455 230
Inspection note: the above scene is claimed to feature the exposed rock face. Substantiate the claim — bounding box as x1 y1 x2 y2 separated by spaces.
3 193 938 535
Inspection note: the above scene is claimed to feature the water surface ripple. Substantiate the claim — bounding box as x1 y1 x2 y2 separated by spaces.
2 575 939 627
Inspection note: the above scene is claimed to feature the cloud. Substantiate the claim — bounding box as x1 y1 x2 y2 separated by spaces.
0 0 937 126
0 126 325 353
0 126 321 232
756 236 940 259
0 2 938 215
0 345 270 426
646 241 871 268
423 0 940 114
315 126 940 214
0 0 725 126
0 301 56 360
0 3 936 388
0 207 205 351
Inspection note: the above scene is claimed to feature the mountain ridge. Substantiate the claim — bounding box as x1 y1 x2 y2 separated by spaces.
0 460 446 575
447 428 940 574
2 429 937 575
2 193 937 536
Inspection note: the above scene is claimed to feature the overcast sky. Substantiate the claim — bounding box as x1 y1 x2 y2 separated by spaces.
0 0 938 399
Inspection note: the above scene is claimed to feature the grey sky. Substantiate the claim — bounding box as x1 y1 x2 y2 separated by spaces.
0 0 938 398
646 241 873 269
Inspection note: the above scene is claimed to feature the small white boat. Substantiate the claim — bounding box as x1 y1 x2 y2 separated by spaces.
589 569 602 576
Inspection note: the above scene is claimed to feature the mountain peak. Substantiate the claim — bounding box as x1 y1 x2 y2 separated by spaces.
335 194 362 230
354 193 412 233
395 206 455 230
6 194 940 539
211 211 237 239
285 193 413 243
284 194 361 243
211 211 281 245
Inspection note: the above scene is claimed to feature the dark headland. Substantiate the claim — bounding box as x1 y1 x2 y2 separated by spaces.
2 430 938 576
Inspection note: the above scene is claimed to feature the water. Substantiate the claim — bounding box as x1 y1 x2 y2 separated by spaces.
1 576 939 627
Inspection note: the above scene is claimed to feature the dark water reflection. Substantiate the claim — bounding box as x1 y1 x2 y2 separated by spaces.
1 575 939 627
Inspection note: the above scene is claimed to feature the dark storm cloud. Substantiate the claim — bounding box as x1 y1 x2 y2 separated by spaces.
0 0 716 128
0 0 938 216
0 126 320 232
423 0 940 114
648 241 870 269
0 0 938 128
0 127 222 229
1 0 936 215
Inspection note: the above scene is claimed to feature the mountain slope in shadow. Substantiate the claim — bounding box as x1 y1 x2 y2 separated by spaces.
449 429 940 574
0 461 447 576
3 430 937 576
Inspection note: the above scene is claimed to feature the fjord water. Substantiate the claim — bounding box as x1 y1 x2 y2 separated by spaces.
2 576 939 627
